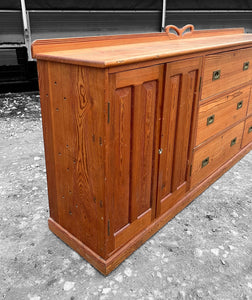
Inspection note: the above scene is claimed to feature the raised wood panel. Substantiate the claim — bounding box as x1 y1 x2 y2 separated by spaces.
113 87 131 232
115 65 161 88
191 122 244 188
131 81 157 219
41 61 105 256
247 87 252 116
157 57 202 215
201 48 252 100
172 69 198 190
242 116 252 147
107 65 164 250
196 86 250 146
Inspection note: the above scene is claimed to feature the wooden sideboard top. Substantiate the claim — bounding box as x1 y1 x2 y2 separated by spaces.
32 27 252 68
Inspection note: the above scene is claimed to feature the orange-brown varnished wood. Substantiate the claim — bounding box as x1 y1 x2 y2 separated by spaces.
247 87 252 116
114 209 152 250
104 140 252 275
48 139 251 275
242 116 252 147
72 65 106 255
191 122 245 188
106 65 164 252
196 86 250 146
112 86 132 232
201 48 252 100
32 34 252 68
48 218 107 274
165 24 194 39
38 61 106 256
46 62 76 240
35 27 252 275
157 57 202 215
37 60 59 222
32 28 244 58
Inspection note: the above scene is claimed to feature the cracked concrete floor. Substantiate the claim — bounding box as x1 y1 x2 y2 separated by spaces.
0 92 252 300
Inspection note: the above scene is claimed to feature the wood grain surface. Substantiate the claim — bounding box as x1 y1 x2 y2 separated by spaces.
106 65 164 252
242 116 252 147
201 48 252 100
36 27 252 274
196 86 250 146
247 87 252 116
157 57 202 215
32 28 244 58
38 60 106 256
191 122 244 188
32 33 252 68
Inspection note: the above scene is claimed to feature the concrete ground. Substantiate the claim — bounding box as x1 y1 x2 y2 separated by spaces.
0 92 252 300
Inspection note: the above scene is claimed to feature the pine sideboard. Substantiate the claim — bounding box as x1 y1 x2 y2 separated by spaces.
32 25 252 275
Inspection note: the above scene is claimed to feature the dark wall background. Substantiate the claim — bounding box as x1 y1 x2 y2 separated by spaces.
1 0 252 10
1 0 252 92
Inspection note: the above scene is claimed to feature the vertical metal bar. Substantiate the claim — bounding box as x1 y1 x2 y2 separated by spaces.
26 11 32 60
161 0 167 32
20 0 28 30
20 0 32 60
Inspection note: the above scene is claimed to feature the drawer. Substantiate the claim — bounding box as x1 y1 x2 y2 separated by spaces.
191 122 244 188
201 48 252 100
242 116 252 147
196 86 250 146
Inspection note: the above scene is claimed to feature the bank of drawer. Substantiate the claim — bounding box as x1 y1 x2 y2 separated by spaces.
242 116 252 147
201 48 252 100
196 86 250 146
191 122 244 188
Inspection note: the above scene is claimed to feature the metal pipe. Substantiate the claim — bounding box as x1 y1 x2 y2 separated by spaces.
20 0 33 60
20 0 28 31
161 0 166 32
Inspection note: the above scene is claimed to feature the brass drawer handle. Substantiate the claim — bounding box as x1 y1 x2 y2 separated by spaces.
243 61 249 71
207 114 215 126
230 137 237 147
212 70 221 81
237 100 243 110
248 126 252 133
201 157 209 168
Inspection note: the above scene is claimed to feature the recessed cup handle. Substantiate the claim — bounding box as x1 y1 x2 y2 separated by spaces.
212 70 221 81
237 100 243 110
230 137 237 147
201 157 209 168
243 61 249 71
207 114 215 126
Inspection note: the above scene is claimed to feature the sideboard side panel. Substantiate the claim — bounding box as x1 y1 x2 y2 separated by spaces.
41 62 106 256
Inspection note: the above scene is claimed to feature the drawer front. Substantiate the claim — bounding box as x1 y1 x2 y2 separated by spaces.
191 122 244 188
201 48 252 100
196 86 250 146
242 116 252 147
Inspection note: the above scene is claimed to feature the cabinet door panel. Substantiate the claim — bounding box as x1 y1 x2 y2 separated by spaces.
157 57 202 215
107 65 164 252
131 81 157 219
113 87 132 232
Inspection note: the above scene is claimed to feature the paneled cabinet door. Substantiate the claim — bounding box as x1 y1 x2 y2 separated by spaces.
157 57 202 216
106 65 164 253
